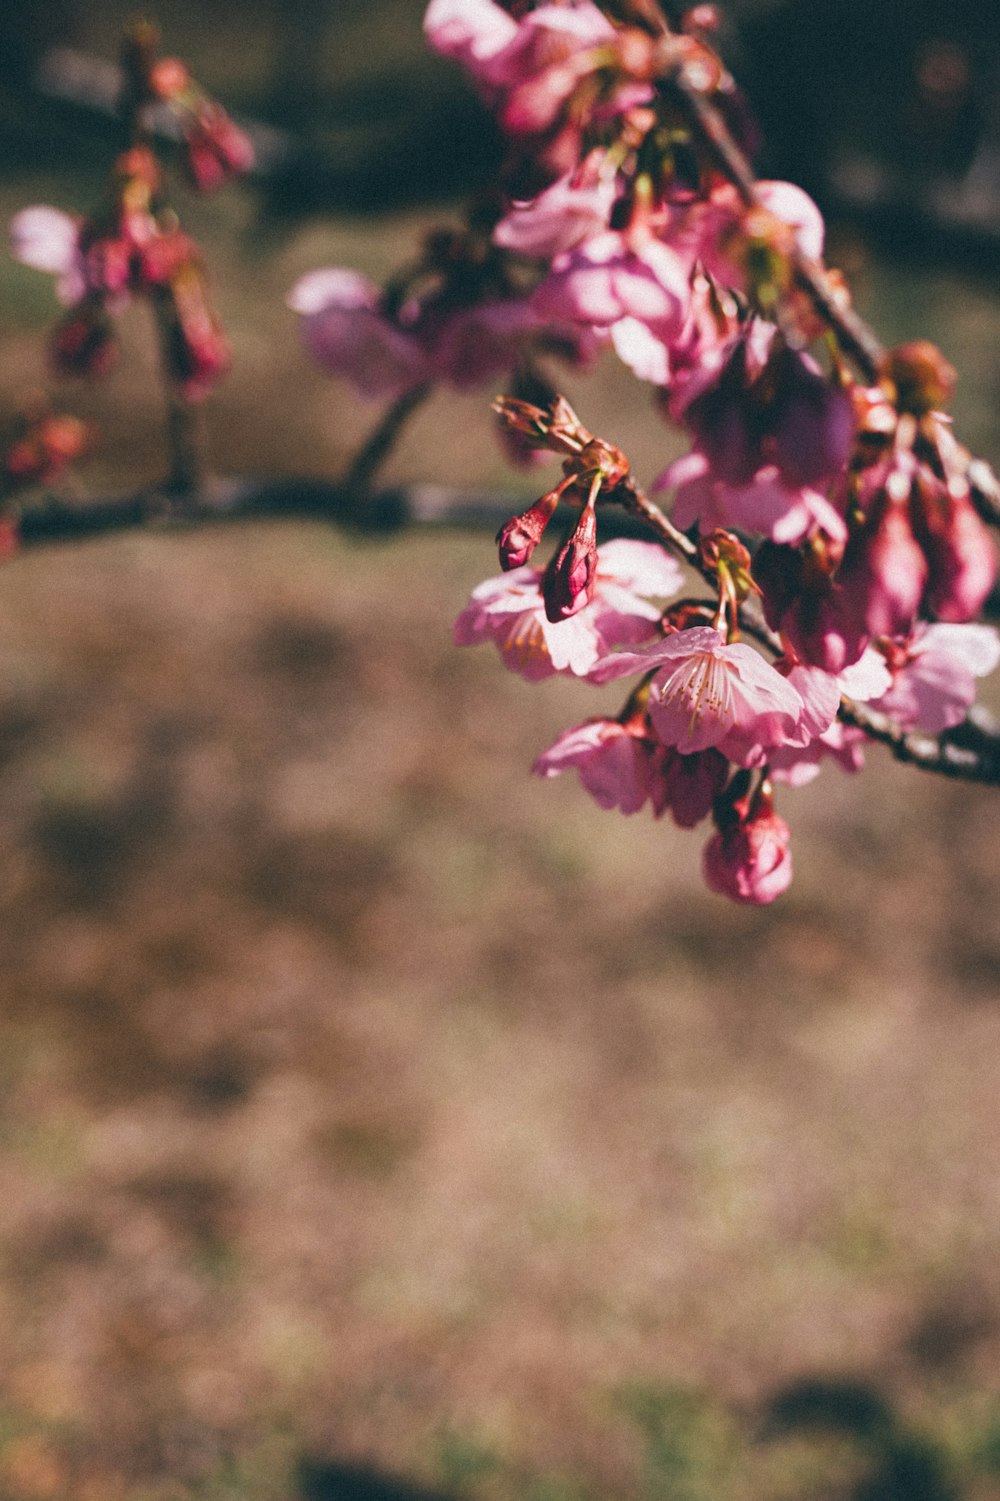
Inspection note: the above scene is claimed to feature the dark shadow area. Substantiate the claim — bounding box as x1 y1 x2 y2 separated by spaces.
299 1459 454 1501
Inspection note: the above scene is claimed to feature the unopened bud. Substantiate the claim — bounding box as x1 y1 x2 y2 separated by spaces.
880 340 957 415
543 503 598 622
149 57 190 100
496 485 565 570
51 305 116 379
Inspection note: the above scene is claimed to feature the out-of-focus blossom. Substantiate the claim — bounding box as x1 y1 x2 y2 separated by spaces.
683 334 854 492
658 449 847 547
532 230 690 332
183 105 255 192
869 623 1000 734
10 207 85 305
288 269 429 401
493 167 617 259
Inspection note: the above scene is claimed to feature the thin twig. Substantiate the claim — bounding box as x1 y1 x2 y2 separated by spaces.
341 383 433 498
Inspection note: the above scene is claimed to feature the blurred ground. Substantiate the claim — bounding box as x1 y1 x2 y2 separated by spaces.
1 5 1000 1501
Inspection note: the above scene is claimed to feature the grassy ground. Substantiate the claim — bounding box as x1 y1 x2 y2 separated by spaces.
2 9 1000 1500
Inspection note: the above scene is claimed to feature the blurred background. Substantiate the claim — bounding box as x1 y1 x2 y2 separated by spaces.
1 3 1000 1498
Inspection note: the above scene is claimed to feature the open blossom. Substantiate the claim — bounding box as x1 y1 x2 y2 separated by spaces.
533 718 659 814
423 0 519 90
676 180 826 292
765 648 891 785
290 267 595 400
288 269 429 400
592 626 805 764
493 167 617 259
426 0 619 127
454 538 683 681
682 334 854 493
657 449 847 547
532 230 690 334
533 718 729 823
868 623 1000 734
10 207 86 305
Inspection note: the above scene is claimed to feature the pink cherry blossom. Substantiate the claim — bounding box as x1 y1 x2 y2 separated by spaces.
10 206 86 305
592 626 805 763
454 538 683 682
288 268 429 400
755 539 870 674
493 169 617 259
533 718 657 813
423 0 519 98
532 230 690 333
919 488 996 624
703 797 793 904
654 746 730 827
764 647 890 784
657 449 847 547
868 623 1000 734
767 721 868 788
678 180 825 292
682 334 854 493
418 296 539 388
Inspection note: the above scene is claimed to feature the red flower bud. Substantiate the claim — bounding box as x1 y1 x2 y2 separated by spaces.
496 485 564 570
543 501 598 622
51 304 117 379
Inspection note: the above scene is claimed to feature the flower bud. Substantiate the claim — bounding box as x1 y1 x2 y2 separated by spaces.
184 105 255 192
148 57 191 100
496 485 564 570
703 790 792 904
543 502 598 622
51 304 117 378
653 746 730 827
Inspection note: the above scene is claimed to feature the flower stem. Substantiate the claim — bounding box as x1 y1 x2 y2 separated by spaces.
342 382 433 497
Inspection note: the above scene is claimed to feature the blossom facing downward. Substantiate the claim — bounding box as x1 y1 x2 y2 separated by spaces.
703 796 793 905
533 718 658 814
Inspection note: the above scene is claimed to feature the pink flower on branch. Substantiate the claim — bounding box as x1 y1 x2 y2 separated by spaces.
532 229 690 334
703 789 793 905
10 207 86 306
592 626 805 764
533 718 660 814
493 165 617 260
288 269 430 401
868 623 1000 735
657 449 847 548
533 714 730 824
454 538 684 682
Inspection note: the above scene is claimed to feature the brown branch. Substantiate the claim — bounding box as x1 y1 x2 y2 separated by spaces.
839 698 1000 785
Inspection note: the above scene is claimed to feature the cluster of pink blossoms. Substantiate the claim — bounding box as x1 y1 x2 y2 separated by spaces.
297 0 999 902
9 29 251 396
